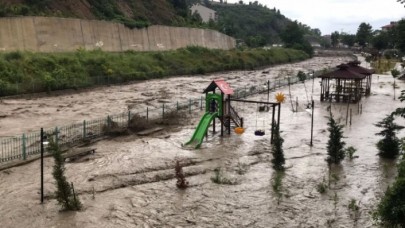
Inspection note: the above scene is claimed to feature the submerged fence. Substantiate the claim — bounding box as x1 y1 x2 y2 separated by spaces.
0 71 322 164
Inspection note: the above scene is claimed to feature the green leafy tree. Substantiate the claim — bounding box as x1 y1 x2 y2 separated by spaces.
331 31 340 47
271 125 285 171
49 138 82 211
375 114 404 158
392 69 401 100
280 21 314 56
373 156 405 227
327 114 346 164
356 22 373 47
394 19 405 54
340 33 356 47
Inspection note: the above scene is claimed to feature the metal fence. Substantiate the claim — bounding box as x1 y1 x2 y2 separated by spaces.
0 71 322 164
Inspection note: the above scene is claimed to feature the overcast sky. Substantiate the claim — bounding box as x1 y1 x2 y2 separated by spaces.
225 0 404 35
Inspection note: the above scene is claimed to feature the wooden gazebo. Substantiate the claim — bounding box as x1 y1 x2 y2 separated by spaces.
319 62 372 103
346 60 374 96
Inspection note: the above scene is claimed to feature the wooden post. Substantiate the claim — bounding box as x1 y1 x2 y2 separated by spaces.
146 107 149 122
271 105 276 144
40 128 44 204
350 109 352 126
22 134 26 160
267 80 270 103
310 100 314 147
345 98 350 125
83 120 86 139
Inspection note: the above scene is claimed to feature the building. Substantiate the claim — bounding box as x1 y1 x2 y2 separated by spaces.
381 21 398 31
190 3 217 23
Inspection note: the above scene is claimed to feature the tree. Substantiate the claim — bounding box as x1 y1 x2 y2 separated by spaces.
280 21 314 56
49 138 82 211
375 114 404 159
327 114 346 164
392 69 400 100
271 125 285 171
331 31 340 47
340 33 356 48
356 22 373 48
394 19 405 54
373 156 405 227
372 31 391 51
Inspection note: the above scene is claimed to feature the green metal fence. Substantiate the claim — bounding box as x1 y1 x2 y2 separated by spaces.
0 71 322 163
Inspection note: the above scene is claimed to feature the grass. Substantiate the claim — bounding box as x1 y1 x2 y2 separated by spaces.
0 47 309 96
371 58 397 74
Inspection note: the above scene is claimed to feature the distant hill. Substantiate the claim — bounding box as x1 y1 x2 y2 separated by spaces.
211 2 288 46
209 1 323 47
0 0 189 28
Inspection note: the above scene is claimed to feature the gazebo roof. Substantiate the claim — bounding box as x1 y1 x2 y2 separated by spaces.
318 64 366 80
347 61 375 75
203 79 234 95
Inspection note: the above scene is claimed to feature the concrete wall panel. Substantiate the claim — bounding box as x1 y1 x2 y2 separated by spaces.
0 17 235 53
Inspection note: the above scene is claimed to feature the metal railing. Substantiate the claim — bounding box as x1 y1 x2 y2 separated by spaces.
0 71 323 164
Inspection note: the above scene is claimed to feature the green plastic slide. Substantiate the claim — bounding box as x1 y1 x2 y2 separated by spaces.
185 112 218 148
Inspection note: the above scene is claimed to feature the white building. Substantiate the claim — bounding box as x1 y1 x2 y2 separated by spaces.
190 3 217 23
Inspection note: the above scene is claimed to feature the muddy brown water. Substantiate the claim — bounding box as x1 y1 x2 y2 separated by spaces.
1 56 404 227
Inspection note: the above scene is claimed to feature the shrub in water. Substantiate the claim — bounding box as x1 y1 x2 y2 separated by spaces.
175 160 189 189
375 114 404 159
49 138 82 211
326 114 346 164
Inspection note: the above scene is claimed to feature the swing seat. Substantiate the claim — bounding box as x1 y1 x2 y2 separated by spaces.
258 106 269 112
254 130 265 136
234 127 245 135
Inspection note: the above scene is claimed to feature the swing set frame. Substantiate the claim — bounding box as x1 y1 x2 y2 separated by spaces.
229 98 281 144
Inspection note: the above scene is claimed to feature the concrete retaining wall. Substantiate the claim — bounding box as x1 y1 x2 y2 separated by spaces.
0 17 236 52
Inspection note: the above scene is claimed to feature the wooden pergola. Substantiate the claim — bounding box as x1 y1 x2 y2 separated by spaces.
319 63 371 103
346 60 374 96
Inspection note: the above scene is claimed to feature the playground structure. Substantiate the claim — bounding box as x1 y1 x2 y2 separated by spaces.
185 79 281 148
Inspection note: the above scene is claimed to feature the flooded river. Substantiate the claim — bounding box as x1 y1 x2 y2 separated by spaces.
1 56 404 227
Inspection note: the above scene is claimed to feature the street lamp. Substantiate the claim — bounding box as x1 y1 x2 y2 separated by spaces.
40 128 48 203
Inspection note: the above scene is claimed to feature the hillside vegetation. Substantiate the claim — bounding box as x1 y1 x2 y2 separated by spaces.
0 47 309 96
0 0 190 28
211 3 289 46
0 0 323 47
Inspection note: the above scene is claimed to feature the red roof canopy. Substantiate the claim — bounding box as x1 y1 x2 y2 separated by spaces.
203 79 234 95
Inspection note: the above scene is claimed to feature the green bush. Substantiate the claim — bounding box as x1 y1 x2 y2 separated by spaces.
374 157 405 227
0 48 309 96
375 115 404 159
327 114 346 164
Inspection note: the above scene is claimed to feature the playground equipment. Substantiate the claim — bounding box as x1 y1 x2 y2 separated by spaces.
185 79 243 148
184 79 282 148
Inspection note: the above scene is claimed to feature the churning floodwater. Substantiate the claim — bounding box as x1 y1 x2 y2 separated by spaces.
1 56 403 227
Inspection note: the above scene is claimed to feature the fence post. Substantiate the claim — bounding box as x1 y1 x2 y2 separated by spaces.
162 104 165 118
177 101 179 111
107 115 110 129
22 134 26 160
83 120 86 139
189 99 192 114
146 107 149 122
55 127 59 146
200 96 203 110
128 110 131 127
